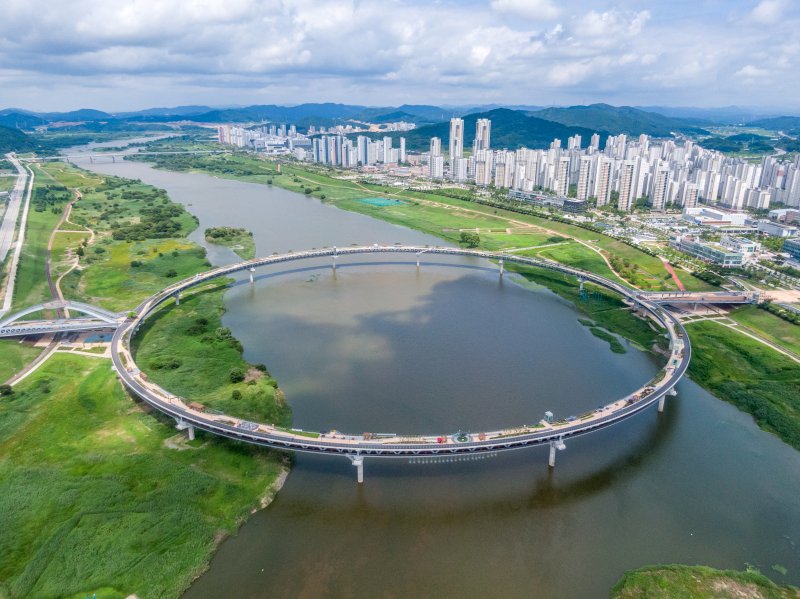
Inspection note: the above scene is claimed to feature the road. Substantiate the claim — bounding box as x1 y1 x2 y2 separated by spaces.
0 154 28 263
0 156 34 316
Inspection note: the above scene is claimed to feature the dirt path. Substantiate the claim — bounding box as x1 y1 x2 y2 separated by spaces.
660 258 686 291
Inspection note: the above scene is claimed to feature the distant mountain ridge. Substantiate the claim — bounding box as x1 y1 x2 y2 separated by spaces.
355 108 610 152
528 104 709 137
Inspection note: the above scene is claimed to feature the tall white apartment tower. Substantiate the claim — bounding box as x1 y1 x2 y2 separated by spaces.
590 133 601 151
382 136 393 163
650 163 669 211
430 155 444 179
555 157 570 196
618 160 636 211
576 156 593 201
449 118 464 161
594 156 612 206
399 137 406 163
430 137 442 157
473 118 491 153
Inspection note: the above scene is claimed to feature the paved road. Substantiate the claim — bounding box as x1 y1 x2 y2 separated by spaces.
0 154 28 264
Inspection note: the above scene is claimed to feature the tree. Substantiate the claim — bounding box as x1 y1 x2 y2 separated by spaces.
76 246 84 257
0 384 13 396
229 367 245 383
460 231 480 248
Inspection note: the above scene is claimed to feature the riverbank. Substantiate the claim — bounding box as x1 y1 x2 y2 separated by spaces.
612 564 799 598
0 158 291 598
0 353 288 599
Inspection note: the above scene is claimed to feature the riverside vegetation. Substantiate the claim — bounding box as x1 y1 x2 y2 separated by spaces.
0 160 291 598
204 226 256 260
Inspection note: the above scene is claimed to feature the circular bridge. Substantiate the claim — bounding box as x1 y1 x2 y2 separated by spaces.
110 245 691 481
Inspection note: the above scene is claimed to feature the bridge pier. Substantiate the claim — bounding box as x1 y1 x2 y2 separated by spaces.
332 255 337 272
249 267 255 285
579 278 585 292
499 258 504 277
175 420 195 440
174 292 181 306
658 395 666 413
548 438 566 468
350 456 364 483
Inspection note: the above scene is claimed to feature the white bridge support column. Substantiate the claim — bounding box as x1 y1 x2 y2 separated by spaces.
175 419 195 440
658 395 666 413
579 278 585 292
174 292 181 306
350 456 364 483
499 259 504 277
548 438 566 468
332 255 337 272
249 267 255 285
187 425 195 441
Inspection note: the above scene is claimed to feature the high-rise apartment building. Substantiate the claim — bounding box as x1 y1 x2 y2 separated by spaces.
430 137 442 157
449 118 464 162
618 160 636 211
576 156 593 201
430 155 444 179
473 118 491 153
650 163 669 211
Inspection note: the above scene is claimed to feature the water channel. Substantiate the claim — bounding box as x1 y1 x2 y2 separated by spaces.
70 147 800 597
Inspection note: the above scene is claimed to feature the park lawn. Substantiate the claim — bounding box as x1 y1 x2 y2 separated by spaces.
686 320 800 450
40 161 105 189
0 339 43 382
478 231 558 251
64 238 209 311
0 353 288 599
611 564 798 598
132 282 292 425
525 240 627 284
729 305 800 355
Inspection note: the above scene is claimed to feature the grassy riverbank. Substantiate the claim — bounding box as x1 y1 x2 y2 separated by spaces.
0 353 288 599
686 321 800 450
611 564 799 598
132 281 291 424
205 226 255 260
729 305 800 356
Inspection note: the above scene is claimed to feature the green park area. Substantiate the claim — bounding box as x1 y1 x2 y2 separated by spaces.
0 353 288 599
612 564 798 598
729 305 800 356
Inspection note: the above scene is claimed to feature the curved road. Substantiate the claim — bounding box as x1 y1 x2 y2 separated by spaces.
110 246 690 467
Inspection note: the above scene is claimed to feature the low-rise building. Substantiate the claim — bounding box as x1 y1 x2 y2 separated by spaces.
757 220 799 238
671 235 744 267
785 238 800 260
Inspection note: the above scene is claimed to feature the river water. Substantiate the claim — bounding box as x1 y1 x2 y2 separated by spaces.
71 149 800 598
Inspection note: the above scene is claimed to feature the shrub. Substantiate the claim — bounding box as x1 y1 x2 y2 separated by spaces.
231 389 242 400
93 247 106 254
130 260 142 267
0 384 13 396
229 367 245 383
165 269 178 278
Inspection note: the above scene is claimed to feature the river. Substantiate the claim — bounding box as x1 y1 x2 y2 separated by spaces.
70 149 800 598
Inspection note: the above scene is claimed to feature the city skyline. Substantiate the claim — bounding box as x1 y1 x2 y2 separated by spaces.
1 0 799 112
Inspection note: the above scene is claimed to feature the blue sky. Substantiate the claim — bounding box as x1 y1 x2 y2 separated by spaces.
0 0 797 112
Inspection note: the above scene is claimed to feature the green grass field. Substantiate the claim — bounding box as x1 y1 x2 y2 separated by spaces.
132 283 291 425
0 339 43 382
729 305 800 355
612 564 798 598
0 353 288 599
686 321 800 450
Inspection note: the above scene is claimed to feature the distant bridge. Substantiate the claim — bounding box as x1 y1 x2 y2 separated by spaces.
0 300 125 338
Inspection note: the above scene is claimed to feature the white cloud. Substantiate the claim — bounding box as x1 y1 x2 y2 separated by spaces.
749 0 786 24
491 0 560 21
736 64 770 78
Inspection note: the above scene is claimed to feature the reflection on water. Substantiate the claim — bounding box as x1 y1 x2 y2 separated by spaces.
69 152 800 599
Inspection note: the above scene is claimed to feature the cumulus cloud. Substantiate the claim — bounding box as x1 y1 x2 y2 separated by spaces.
0 0 798 110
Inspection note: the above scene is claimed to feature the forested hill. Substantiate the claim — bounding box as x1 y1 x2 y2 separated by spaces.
0 126 42 154
355 108 610 152
528 104 709 137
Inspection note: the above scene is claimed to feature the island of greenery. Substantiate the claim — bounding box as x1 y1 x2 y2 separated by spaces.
204 226 256 260
611 564 799 598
